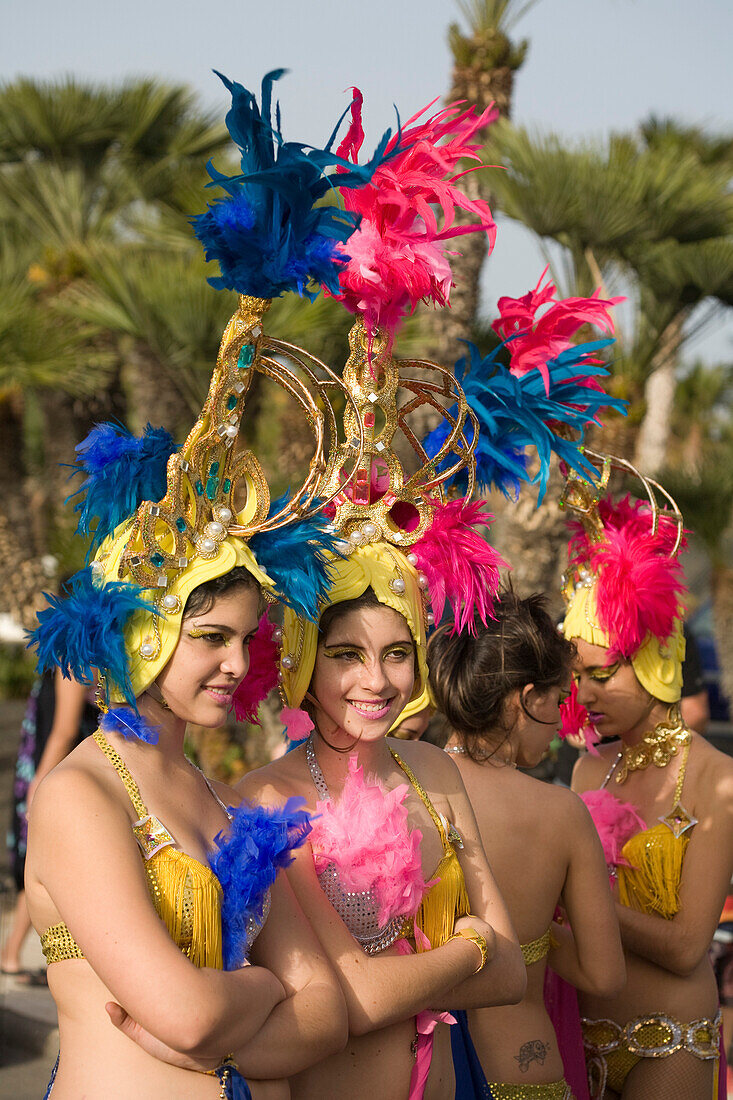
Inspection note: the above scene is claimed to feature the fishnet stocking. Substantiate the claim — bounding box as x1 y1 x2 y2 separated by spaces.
620 1047 715 1099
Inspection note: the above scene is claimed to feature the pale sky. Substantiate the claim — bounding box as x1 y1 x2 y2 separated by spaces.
4 0 732 361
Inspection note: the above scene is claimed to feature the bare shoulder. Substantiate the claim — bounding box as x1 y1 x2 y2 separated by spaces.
571 742 619 793
209 778 241 810
388 737 464 793
236 747 310 807
692 734 733 808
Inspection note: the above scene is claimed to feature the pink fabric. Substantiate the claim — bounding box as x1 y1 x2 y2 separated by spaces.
279 706 314 742
395 937 456 1100
543 968 590 1100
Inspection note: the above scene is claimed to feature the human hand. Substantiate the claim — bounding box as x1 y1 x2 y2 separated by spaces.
105 1002 218 1073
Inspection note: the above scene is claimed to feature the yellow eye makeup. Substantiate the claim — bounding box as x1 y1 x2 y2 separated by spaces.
188 628 231 646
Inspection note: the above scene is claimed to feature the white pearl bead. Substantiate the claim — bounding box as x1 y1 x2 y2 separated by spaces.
406 553 418 566
418 573 428 589
201 538 216 554
207 521 225 539
140 642 155 657
281 655 294 670
390 578 406 595
334 540 351 555
217 507 232 524
225 424 238 439
427 613 435 626
349 530 365 546
162 594 178 610
362 522 377 538
272 627 283 642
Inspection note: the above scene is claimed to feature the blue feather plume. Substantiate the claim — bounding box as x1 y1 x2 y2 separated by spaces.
424 338 627 504
192 70 393 300
100 707 159 744
67 422 177 558
27 567 156 708
249 497 342 621
210 797 312 969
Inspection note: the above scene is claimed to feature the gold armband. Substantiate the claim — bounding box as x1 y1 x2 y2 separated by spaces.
447 926 488 973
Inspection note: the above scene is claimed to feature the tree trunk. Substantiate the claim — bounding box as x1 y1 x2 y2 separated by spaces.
633 315 685 476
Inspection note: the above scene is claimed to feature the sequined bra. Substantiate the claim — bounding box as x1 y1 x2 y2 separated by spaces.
40 731 241 969
306 736 469 954
613 741 696 920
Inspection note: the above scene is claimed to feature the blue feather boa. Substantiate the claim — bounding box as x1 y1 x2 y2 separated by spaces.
249 497 342 621
192 70 392 300
424 339 626 503
67 422 177 558
28 567 156 708
210 797 312 969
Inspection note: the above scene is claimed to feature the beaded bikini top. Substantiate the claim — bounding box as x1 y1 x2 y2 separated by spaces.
306 736 469 954
41 731 269 968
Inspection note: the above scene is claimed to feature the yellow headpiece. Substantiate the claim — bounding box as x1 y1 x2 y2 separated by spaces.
560 452 687 703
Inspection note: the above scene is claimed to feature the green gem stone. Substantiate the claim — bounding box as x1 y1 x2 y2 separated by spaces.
226 394 238 411
209 461 220 476
222 478 231 494
206 476 219 500
195 480 204 496
151 552 164 567
175 517 186 533
238 345 254 369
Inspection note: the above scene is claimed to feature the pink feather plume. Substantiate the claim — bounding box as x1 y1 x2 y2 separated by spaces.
309 756 433 926
492 267 622 394
567 495 687 659
333 91 498 337
559 680 600 754
280 706 315 742
412 500 507 633
231 614 279 724
581 789 646 872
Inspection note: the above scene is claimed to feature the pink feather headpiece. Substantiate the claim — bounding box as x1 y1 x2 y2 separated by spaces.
332 90 497 338
565 494 687 660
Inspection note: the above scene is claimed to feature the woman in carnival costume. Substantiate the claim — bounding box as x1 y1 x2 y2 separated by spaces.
428 591 624 1100
223 90 533 1100
560 456 733 1099
416 265 630 1100
24 71 399 1099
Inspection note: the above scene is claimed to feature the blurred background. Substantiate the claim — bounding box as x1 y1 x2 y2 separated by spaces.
0 0 731 767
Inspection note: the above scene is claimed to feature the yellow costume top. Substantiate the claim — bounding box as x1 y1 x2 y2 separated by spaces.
41 731 224 969
616 741 695 919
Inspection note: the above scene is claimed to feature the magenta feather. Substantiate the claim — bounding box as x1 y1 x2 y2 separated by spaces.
412 500 507 633
310 756 432 926
492 268 622 394
280 706 314 743
567 496 687 659
581 789 646 871
231 615 279 724
332 92 497 337
558 680 599 754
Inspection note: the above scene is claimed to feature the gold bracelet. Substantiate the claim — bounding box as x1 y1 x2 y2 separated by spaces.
447 926 488 973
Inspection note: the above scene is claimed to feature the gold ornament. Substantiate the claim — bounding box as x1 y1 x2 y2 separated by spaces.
615 704 691 784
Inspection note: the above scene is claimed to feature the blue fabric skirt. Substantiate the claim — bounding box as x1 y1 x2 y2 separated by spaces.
452 1010 494 1099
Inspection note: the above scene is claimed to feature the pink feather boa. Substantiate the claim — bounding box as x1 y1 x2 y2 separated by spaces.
411 499 506 633
309 755 433 926
332 90 497 337
567 495 687 659
492 268 621 395
581 788 646 871
230 614 279 724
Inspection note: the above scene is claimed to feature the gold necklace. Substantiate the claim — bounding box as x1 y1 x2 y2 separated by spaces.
615 703 691 784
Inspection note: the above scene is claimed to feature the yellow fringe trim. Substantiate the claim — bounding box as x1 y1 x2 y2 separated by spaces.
617 827 690 919
414 849 470 951
146 849 223 969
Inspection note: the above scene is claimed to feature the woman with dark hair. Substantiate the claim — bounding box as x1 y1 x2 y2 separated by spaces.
428 590 625 1100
